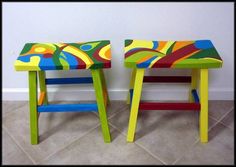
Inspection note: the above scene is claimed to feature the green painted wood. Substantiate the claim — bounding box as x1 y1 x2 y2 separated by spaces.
91 69 111 142
38 71 48 105
29 71 38 144
99 69 110 105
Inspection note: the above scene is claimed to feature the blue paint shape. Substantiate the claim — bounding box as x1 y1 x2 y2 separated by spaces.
194 40 213 49
18 54 57 70
137 56 158 68
130 89 133 105
17 54 42 62
152 41 158 49
62 51 79 69
38 103 98 112
46 77 93 85
38 54 57 70
80 44 92 51
191 89 199 103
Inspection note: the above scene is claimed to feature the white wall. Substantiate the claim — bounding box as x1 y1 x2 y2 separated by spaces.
3 2 234 101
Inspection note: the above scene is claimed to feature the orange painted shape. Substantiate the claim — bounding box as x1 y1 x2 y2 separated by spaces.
38 92 45 105
104 49 111 60
156 41 167 52
172 41 194 52
137 55 153 64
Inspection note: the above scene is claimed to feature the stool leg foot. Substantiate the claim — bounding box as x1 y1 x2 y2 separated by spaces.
127 69 144 142
29 71 38 145
91 69 111 143
200 69 208 143
38 71 48 105
127 69 137 104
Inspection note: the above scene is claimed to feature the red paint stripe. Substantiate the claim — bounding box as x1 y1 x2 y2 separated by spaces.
139 102 200 110
152 44 199 68
59 44 68 50
75 56 86 69
93 45 111 67
125 48 162 58
103 62 111 68
62 50 87 69
143 76 191 83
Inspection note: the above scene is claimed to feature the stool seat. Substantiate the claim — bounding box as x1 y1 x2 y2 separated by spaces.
14 40 111 71
125 39 223 143
124 39 223 68
14 40 112 144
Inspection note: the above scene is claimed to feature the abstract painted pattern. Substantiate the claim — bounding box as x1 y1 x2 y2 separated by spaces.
14 40 111 71
124 39 223 68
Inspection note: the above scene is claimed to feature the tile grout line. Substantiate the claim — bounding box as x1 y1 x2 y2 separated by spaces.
218 107 234 131
108 113 222 165
108 110 127 120
209 107 234 131
91 104 129 120
217 121 234 132
172 139 200 165
107 106 131 120
3 125 37 165
109 123 127 137
173 108 234 165
39 123 101 164
2 102 28 119
92 110 120 120
210 106 234 123
133 142 167 165
209 116 221 131
109 124 167 165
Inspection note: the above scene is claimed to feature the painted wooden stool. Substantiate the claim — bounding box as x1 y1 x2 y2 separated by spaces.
14 40 111 144
124 39 223 143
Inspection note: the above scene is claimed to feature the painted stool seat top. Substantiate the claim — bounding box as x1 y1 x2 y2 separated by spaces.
14 40 111 71
124 39 223 69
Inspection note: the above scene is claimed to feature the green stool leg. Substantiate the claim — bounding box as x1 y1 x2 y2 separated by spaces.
38 71 48 105
127 69 145 142
99 69 110 105
127 69 137 104
91 69 111 143
29 71 38 145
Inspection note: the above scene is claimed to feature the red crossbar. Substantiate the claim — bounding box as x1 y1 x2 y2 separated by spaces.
143 76 191 83
139 102 200 110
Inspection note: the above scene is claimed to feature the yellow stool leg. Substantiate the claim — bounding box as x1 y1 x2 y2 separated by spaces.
189 69 198 102
127 69 137 104
200 69 208 143
127 69 144 142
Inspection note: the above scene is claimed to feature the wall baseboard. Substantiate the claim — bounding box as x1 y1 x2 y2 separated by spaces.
3 88 234 101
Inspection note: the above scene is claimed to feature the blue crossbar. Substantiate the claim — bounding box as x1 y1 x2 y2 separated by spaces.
45 77 93 85
38 104 98 112
191 89 199 103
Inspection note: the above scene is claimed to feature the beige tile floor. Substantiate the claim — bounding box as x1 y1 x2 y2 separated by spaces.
2 100 234 165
